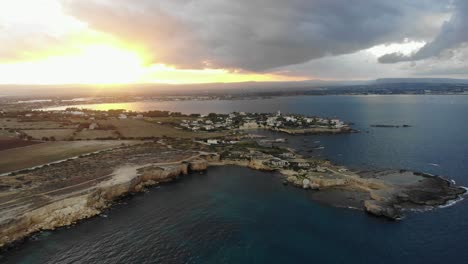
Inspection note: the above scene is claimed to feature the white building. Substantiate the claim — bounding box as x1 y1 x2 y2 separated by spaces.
207 139 219 145
280 153 294 158
70 111 85 116
118 114 128 119
270 158 289 167
331 119 345 128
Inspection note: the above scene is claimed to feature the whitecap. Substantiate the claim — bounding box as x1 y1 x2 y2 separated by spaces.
439 196 464 209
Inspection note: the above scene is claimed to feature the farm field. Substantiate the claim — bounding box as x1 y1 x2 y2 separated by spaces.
23 129 75 140
0 137 41 151
0 140 138 174
99 119 226 139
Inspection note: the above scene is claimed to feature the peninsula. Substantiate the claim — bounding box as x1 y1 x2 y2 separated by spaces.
0 108 465 249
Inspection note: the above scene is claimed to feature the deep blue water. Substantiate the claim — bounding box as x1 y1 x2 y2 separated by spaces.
4 95 468 263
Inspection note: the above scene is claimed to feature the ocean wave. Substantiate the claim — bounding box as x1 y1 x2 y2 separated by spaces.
439 188 467 209
439 197 464 209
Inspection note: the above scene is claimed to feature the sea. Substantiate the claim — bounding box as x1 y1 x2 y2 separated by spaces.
2 95 468 263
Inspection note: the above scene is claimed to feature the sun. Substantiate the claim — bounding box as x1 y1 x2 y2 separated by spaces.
0 44 146 85
57 45 146 84
0 43 307 85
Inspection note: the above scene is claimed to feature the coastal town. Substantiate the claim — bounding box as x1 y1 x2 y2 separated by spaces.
0 108 351 144
178 110 347 133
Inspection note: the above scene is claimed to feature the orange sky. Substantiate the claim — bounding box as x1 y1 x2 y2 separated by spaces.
0 0 452 84
0 0 308 85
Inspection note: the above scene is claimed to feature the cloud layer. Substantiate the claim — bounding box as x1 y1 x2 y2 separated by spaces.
379 0 468 64
2 0 467 80
63 0 449 71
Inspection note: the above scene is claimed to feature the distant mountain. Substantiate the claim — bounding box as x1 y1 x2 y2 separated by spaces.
0 80 370 97
375 78 468 84
1 78 467 98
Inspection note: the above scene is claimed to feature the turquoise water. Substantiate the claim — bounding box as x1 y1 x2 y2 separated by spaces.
4 95 468 263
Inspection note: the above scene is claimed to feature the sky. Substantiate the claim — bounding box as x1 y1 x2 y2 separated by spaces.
0 0 467 85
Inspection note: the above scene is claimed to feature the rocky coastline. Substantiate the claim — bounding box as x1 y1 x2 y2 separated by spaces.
215 159 466 220
0 157 211 248
0 140 466 249
273 126 355 135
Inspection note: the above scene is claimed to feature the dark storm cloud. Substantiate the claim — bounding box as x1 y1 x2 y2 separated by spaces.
62 0 449 71
379 0 468 64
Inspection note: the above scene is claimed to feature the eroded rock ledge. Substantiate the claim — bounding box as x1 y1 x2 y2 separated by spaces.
0 158 210 248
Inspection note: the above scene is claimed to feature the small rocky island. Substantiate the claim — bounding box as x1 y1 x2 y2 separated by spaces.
0 109 465 249
370 124 412 128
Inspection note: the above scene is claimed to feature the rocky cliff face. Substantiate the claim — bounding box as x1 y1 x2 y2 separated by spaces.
0 195 101 248
0 160 207 248
189 159 208 171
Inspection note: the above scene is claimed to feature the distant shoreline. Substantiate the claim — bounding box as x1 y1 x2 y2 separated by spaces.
27 93 466 113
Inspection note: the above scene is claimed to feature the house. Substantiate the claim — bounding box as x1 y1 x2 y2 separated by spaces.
135 114 144 119
118 114 128 119
240 121 259 129
280 153 294 158
331 119 344 128
70 111 85 116
270 158 289 167
266 117 277 126
207 139 219 145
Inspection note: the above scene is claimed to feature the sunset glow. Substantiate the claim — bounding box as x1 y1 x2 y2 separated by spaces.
0 45 145 84
0 0 305 85
0 45 305 85
1 0 465 84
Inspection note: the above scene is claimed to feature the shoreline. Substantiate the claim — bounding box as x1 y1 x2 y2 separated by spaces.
0 134 466 249
0 151 466 249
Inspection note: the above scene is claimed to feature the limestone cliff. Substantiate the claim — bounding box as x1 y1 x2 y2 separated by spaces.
0 160 207 248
